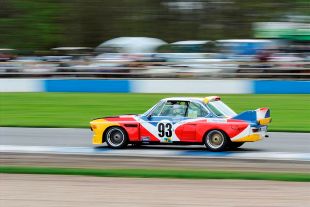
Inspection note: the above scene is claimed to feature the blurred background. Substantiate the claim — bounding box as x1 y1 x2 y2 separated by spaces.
0 0 309 78
1 1 310 206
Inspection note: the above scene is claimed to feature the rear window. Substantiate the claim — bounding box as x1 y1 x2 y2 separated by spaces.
206 101 237 117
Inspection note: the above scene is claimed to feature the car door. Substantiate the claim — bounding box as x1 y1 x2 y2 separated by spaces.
178 101 210 142
139 100 188 143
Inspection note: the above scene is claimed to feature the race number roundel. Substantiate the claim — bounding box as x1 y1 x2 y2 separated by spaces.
157 120 173 138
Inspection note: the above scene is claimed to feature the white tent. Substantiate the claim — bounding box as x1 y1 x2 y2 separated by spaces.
96 37 167 53
171 40 211 45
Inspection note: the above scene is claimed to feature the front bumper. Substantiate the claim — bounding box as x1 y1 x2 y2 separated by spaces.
92 130 103 144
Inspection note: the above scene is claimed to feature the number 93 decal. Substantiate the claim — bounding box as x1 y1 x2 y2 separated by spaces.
157 121 173 138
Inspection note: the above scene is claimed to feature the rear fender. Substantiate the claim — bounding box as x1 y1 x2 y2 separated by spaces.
195 121 248 142
256 108 271 125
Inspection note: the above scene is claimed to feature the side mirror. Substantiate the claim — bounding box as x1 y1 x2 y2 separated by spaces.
147 114 152 120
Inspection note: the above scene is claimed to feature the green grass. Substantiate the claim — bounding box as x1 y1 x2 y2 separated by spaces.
0 93 309 131
1 166 309 182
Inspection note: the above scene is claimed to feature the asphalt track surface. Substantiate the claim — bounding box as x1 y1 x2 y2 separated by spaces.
1 174 310 207
1 128 310 207
1 127 309 152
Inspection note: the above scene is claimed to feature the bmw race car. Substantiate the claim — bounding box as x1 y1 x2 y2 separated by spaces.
90 96 271 151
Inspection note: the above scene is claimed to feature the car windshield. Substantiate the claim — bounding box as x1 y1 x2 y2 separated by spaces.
206 101 237 117
143 101 164 116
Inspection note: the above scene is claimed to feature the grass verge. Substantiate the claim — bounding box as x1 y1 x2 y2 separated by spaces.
1 166 310 182
0 93 309 132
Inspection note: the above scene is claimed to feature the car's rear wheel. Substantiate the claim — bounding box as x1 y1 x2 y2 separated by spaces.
105 127 128 149
204 130 230 152
229 142 245 150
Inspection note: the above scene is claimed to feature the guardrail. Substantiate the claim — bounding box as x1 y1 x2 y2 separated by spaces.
1 78 310 94
1 72 310 79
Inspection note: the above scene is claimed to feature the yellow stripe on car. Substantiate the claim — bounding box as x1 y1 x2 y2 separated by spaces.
259 117 272 125
203 96 221 104
232 134 262 142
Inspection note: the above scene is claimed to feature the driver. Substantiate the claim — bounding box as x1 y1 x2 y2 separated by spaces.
172 104 186 117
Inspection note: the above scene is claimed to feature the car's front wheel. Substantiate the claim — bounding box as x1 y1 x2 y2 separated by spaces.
105 127 128 149
204 130 230 152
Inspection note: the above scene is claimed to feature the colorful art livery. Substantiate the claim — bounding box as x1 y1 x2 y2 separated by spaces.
90 96 271 151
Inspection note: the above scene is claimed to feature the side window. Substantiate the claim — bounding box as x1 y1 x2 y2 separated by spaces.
159 101 188 117
187 102 208 118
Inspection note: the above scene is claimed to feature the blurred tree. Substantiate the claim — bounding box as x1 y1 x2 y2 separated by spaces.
0 0 308 50
0 0 65 50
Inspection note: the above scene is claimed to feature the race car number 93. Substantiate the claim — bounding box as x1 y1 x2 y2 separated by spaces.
158 123 172 137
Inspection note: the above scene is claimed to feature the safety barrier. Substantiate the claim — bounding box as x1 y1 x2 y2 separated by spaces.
1 79 309 94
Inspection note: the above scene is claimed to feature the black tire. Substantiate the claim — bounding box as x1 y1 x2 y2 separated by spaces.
229 142 245 150
105 127 128 149
204 130 230 152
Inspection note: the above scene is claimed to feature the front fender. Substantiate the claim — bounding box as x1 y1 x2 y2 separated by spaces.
90 119 120 144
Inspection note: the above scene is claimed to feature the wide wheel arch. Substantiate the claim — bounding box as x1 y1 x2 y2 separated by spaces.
203 129 231 151
202 128 231 143
201 128 231 142
102 125 129 143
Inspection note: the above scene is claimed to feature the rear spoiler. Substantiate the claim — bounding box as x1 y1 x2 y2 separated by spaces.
233 108 271 125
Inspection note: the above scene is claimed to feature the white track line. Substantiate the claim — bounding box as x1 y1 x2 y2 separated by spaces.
1 145 310 161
